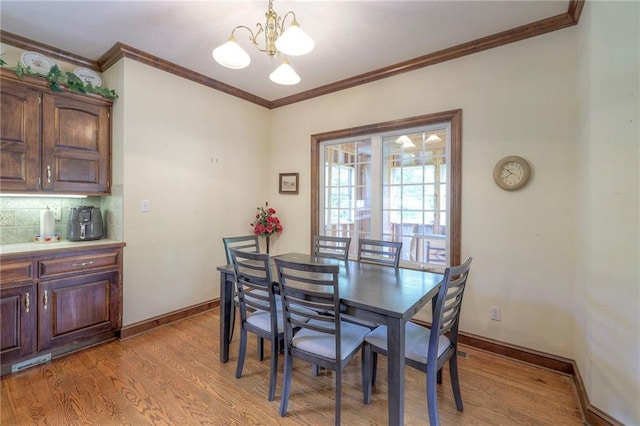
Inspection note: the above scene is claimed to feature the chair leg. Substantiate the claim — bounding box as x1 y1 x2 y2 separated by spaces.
229 305 236 343
372 352 378 385
235 327 247 378
280 352 293 417
258 336 264 361
437 367 442 384
335 367 342 426
312 364 320 376
427 365 440 426
449 356 464 411
268 337 279 401
363 345 373 404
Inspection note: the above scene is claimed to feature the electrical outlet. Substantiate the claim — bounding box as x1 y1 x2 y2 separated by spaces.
141 200 151 212
52 207 61 221
490 306 501 321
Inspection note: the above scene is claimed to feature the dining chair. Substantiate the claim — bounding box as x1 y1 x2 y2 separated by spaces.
362 257 473 426
313 235 351 260
223 235 260 264
274 257 370 425
357 238 402 268
309 235 351 377
229 248 282 401
222 235 260 342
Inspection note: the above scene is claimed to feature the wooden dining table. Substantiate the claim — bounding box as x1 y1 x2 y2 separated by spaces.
216 252 443 426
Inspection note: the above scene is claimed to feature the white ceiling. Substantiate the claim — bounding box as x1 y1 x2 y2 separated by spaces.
0 1 569 102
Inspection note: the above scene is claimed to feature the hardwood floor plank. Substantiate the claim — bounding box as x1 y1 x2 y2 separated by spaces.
1 309 583 425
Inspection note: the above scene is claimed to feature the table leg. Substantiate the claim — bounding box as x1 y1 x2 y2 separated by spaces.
387 316 405 426
219 270 232 363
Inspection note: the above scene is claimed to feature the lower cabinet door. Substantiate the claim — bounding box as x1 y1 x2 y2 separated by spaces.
0 283 36 362
38 271 120 350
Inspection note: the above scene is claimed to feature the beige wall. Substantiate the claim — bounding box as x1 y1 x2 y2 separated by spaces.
108 59 271 325
270 28 578 357
575 2 639 425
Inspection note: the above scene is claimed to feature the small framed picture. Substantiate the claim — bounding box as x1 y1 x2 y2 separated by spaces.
279 173 299 194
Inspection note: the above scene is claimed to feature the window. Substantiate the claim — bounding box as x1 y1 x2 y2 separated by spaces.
311 110 461 270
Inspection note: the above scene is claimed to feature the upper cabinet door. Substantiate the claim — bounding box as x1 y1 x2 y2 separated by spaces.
0 82 41 191
41 93 111 194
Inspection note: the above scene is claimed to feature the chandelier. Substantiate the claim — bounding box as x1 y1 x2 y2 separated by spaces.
212 0 315 85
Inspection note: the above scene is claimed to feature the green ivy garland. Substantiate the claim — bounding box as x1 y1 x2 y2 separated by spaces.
0 56 118 101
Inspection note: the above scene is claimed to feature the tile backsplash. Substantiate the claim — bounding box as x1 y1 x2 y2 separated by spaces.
0 196 103 244
0 209 16 227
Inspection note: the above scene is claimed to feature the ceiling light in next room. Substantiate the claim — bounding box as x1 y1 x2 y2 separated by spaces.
395 135 416 148
425 134 442 143
212 0 314 85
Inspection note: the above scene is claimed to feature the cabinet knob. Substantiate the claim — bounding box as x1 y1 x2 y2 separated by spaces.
25 292 30 313
43 290 48 310
46 165 52 184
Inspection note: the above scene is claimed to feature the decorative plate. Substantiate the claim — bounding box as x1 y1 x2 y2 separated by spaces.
73 67 102 87
20 51 54 74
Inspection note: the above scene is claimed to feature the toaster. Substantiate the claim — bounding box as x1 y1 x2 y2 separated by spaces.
67 206 103 241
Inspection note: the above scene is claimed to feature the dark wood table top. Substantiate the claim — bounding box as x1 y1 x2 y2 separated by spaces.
219 252 443 320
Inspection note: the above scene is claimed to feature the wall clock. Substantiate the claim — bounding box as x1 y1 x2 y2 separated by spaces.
493 155 531 191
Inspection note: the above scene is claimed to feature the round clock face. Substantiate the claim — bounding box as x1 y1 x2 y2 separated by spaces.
493 156 531 191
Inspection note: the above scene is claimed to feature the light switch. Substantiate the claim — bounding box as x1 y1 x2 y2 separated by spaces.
141 200 151 212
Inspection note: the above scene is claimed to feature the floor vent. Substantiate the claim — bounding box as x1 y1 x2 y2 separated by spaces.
456 350 469 358
11 353 51 373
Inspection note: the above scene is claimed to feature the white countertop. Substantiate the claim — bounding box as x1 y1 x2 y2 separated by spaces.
0 239 125 256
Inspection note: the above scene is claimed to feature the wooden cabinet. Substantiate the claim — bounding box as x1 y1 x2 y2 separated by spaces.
0 283 37 363
0 242 124 375
0 69 112 195
38 271 120 350
0 261 37 364
0 82 41 191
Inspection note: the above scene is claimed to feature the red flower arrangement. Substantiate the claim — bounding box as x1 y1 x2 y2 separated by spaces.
250 201 283 238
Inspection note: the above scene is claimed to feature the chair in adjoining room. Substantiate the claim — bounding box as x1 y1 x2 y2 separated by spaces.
229 248 281 401
222 235 260 342
274 257 370 426
357 238 402 268
362 257 473 426
313 235 351 260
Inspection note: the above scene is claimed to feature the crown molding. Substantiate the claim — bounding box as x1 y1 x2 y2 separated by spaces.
270 6 583 108
0 30 99 71
1 0 584 109
98 42 271 109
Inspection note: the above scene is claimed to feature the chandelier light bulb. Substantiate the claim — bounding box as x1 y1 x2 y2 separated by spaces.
269 59 301 85
212 37 251 69
275 21 315 56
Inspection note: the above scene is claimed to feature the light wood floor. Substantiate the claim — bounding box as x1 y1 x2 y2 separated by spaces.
1 309 584 425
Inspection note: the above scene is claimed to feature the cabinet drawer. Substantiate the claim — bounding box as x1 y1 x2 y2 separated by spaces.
0 261 35 285
39 251 119 278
